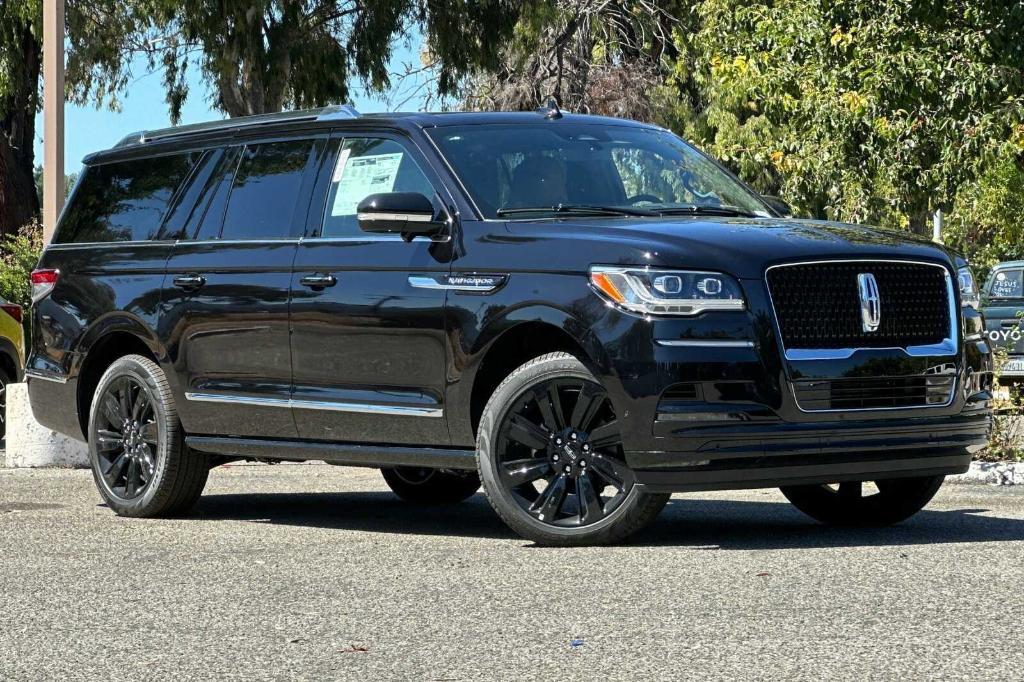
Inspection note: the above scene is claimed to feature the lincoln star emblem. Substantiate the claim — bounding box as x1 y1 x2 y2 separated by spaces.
857 273 881 333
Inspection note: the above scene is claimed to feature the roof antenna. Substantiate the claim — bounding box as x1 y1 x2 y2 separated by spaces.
537 96 563 120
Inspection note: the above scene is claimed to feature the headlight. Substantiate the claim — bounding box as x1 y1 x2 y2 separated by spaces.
589 266 745 316
957 266 980 308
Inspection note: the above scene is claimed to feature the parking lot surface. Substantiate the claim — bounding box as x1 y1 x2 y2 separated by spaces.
2 464 1024 680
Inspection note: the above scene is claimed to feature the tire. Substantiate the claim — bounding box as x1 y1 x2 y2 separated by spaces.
780 475 945 527
0 365 11 442
477 352 669 546
380 467 481 504
87 354 209 517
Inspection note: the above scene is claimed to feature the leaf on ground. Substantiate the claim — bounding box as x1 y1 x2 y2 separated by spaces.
338 643 370 654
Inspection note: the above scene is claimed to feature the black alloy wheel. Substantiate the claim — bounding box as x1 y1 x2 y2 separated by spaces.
88 354 209 517
496 377 631 526
477 353 668 545
93 375 160 500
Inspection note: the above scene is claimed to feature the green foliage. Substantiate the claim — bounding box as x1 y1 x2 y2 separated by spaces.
143 1 527 121
943 147 1024 272
0 220 43 312
664 0 1024 245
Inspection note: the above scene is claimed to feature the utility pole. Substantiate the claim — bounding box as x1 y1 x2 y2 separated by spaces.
43 0 65 244
932 209 943 244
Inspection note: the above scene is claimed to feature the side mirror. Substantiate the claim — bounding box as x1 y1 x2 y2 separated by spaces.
357 192 445 241
762 195 793 218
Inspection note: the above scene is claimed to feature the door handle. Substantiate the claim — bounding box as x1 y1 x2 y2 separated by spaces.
300 273 337 289
173 274 206 290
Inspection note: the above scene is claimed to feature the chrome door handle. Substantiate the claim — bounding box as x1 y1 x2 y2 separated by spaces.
300 273 337 289
173 274 206 290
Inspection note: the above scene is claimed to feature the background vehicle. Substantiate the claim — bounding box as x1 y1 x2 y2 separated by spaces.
0 296 25 440
981 261 1024 385
26 107 993 545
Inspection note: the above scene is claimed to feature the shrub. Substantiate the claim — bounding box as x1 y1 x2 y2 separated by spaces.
0 221 44 337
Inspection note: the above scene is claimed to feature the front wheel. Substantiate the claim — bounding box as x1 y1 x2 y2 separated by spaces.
381 467 480 504
780 475 945 526
477 352 669 546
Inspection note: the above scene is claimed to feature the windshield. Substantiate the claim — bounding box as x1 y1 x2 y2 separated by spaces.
426 123 771 220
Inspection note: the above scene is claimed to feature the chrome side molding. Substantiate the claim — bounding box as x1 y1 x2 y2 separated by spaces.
184 391 443 418
655 339 755 348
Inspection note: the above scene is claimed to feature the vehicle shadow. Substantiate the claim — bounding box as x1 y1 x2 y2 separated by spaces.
191 491 1024 549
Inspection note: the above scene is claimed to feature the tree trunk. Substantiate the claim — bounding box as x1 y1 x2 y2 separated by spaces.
0 22 41 238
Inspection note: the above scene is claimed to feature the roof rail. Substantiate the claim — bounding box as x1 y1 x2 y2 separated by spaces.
110 106 358 151
317 104 361 121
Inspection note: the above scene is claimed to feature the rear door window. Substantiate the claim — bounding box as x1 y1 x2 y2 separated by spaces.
55 152 201 243
220 139 316 240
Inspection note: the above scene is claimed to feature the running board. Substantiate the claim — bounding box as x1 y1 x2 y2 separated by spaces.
186 436 477 470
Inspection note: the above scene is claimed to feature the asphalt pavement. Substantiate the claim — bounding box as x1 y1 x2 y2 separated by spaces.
2 463 1024 680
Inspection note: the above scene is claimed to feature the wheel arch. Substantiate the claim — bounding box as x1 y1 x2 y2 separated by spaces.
0 337 23 382
463 305 612 439
75 316 166 439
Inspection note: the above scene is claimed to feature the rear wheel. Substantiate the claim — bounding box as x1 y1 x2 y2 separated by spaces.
381 467 480 504
477 353 669 546
88 354 209 517
780 475 945 526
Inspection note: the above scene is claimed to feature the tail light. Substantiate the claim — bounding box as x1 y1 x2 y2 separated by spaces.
0 302 22 324
31 268 60 303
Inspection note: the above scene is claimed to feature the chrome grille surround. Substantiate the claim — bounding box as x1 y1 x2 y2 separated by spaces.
765 259 960 413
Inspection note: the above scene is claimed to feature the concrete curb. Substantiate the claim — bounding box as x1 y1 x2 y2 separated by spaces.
4 383 89 468
947 461 1024 486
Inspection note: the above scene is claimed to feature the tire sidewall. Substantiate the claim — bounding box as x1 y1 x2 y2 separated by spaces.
477 355 645 542
88 356 178 516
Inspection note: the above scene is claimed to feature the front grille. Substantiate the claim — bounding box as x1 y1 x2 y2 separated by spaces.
767 261 951 349
793 375 955 411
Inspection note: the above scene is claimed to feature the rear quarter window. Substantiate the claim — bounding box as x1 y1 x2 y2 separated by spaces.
54 152 201 244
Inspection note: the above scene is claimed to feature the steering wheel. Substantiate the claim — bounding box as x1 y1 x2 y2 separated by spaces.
626 194 663 205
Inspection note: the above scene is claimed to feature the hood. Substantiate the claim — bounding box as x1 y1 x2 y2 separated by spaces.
505 216 954 279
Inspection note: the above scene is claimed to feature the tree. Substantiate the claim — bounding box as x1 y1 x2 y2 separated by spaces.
0 1 42 237
0 0 150 238
664 0 1024 237
146 0 529 121
464 0 678 120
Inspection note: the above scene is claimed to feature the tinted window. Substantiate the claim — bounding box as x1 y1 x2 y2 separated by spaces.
188 147 242 240
220 140 314 240
55 152 200 243
321 138 436 238
157 149 221 240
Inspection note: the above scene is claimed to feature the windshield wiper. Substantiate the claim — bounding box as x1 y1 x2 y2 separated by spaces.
496 203 658 218
655 205 759 218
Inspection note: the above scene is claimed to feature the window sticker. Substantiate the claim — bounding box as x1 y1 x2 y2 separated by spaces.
991 270 1023 299
330 152 404 216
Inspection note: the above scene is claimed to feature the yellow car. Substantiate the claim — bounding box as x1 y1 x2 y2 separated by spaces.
0 296 25 440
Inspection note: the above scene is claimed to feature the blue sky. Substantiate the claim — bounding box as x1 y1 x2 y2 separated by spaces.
34 40 433 172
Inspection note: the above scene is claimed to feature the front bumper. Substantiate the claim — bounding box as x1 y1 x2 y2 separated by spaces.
632 412 988 492
590 277 994 493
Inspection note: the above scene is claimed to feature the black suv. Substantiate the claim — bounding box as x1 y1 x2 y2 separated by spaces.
27 106 993 545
